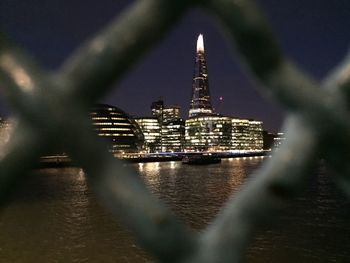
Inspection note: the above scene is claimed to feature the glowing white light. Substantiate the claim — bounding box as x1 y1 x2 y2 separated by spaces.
197 34 205 53
0 55 34 92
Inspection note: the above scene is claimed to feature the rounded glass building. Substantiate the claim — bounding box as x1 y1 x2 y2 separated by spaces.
91 104 144 154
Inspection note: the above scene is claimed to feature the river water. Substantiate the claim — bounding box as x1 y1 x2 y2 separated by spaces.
1 157 350 262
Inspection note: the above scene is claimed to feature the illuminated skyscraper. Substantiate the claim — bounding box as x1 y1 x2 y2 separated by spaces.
161 105 184 152
188 34 213 117
185 34 264 152
134 117 162 153
151 99 164 123
162 118 185 152
163 105 181 123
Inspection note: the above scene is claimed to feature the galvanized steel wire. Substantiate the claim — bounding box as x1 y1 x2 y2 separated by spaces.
1 0 350 262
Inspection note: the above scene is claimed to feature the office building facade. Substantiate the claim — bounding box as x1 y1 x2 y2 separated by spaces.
161 118 185 152
185 116 232 152
162 106 181 123
134 117 162 153
247 120 264 150
186 117 263 152
151 99 164 123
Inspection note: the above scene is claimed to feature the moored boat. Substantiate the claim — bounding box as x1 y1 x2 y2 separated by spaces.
182 154 221 165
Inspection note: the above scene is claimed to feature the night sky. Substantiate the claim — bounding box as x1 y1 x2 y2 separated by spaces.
1 1 350 132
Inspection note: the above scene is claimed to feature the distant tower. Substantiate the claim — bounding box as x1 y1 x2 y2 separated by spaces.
151 99 164 123
188 34 213 117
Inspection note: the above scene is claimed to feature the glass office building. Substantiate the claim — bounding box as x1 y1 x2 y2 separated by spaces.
91 104 144 154
134 117 162 153
185 116 263 152
161 118 185 152
185 115 232 152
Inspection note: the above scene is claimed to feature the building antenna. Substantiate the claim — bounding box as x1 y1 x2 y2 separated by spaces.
215 96 224 114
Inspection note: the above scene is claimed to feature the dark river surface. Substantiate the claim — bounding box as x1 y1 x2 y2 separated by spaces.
1 157 350 262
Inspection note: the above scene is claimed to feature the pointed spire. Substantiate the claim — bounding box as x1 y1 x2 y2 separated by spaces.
189 34 213 118
196 34 204 53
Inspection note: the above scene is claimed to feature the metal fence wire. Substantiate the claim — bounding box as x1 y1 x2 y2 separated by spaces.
1 0 350 262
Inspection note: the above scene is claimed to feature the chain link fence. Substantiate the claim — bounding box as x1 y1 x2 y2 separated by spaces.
1 0 350 262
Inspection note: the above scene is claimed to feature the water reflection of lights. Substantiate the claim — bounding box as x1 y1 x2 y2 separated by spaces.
138 162 161 192
77 169 86 181
145 162 160 171
227 158 246 188
170 161 176 169
138 163 144 171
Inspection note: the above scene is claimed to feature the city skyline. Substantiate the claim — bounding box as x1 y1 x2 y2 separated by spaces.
1 1 350 132
1 2 350 262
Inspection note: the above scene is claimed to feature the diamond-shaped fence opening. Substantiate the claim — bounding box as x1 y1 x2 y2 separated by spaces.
1 0 350 262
